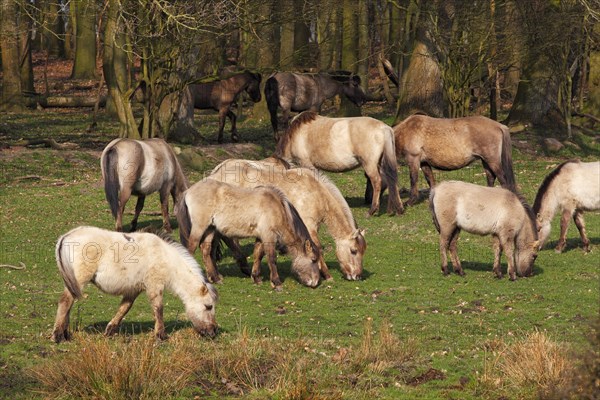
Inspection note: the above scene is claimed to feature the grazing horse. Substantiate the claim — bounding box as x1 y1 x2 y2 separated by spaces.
276 111 404 216
101 138 188 233
429 181 538 280
533 160 600 253
210 158 367 280
365 114 516 206
51 226 218 343
177 179 321 290
265 71 367 137
189 70 262 143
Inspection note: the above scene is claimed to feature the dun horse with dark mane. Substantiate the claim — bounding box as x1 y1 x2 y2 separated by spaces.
101 138 188 232
190 70 262 143
534 160 600 253
276 111 404 217
430 181 538 280
178 179 321 290
265 71 367 137
365 114 516 206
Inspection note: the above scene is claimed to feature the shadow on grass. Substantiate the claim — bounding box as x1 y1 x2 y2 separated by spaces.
456 260 545 278
544 237 600 254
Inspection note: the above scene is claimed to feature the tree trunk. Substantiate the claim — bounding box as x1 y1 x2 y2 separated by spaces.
279 0 294 69
103 0 139 139
43 0 65 58
293 0 311 67
316 0 338 70
395 3 444 123
71 0 97 79
19 0 35 94
250 0 276 124
1 0 26 111
341 0 358 71
357 0 369 93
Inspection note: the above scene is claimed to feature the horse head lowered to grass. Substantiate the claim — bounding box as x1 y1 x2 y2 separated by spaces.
429 181 538 280
177 178 321 291
51 226 218 343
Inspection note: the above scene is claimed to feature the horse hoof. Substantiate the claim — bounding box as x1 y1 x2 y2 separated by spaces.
273 285 283 292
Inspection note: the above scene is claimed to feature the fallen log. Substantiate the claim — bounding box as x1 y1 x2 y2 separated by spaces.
25 95 107 108
9 138 79 150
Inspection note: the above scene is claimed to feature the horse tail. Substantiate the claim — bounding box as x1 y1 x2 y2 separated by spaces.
102 145 120 219
177 195 192 250
428 188 441 233
381 128 404 215
55 232 83 299
500 125 516 192
265 75 280 133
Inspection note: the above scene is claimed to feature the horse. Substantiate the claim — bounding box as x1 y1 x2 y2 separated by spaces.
429 181 538 280
533 160 600 253
265 71 367 137
51 226 218 343
276 111 404 217
364 114 516 206
189 70 262 143
101 138 188 233
177 178 321 291
209 158 367 281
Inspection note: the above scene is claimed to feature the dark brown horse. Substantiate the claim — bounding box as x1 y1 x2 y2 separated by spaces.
189 70 262 143
265 71 367 137
101 138 188 232
365 114 516 206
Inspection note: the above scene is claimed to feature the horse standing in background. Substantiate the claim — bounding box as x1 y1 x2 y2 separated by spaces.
51 226 217 343
265 71 367 137
177 179 321 291
276 111 404 217
209 158 367 281
189 70 262 143
365 114 515 206
429 181 538 281
533 160 600 253
101 138 188 232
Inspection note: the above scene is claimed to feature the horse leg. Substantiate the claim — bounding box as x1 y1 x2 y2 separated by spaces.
406 156 421 206
501 236 517 281
264 242 283 291
421 163 436 189
147 286 167 340
51 289 76 343
227 109 239 142
105 293 139 336
159 187 172 232
448 228 464 276
222 236 251 275
251 239 265 284
481 160 497 187
555 208 572 253
217 108 227 144
573 210 590 252
437 226 454 276
130 195 145 232
492 236 503 279
363 166 381 216
200 231 223 284
116 187 132 232
310 232 332 281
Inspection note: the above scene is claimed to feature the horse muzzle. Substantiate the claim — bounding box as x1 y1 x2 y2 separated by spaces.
195 323 218 339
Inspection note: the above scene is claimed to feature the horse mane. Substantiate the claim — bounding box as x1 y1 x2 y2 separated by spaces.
260 185 315 250
516 193 539 241
138 226 218 300
318 173 357 229
275 111 319 156
533 159 579 214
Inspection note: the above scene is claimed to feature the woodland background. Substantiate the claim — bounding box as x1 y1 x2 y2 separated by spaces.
0 0 599 141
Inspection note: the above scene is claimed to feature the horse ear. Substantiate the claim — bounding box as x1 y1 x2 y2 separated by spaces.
359 228 366 237
304 239 313 255
352 75 361 85
199 284 209 296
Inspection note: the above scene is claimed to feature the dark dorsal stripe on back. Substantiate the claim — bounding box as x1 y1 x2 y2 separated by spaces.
275 111 318 156
533 159 579 214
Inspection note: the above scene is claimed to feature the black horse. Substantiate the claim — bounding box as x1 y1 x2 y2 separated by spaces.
189 70 262 143
265 71 367 138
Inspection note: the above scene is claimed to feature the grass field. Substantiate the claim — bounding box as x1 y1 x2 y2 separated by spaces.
1 107 598 399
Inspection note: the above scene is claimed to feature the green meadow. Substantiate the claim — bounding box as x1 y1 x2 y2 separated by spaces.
1 109 598 399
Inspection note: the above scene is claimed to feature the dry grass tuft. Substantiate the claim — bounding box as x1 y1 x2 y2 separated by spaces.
479 330 573 398
29 321 419 399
